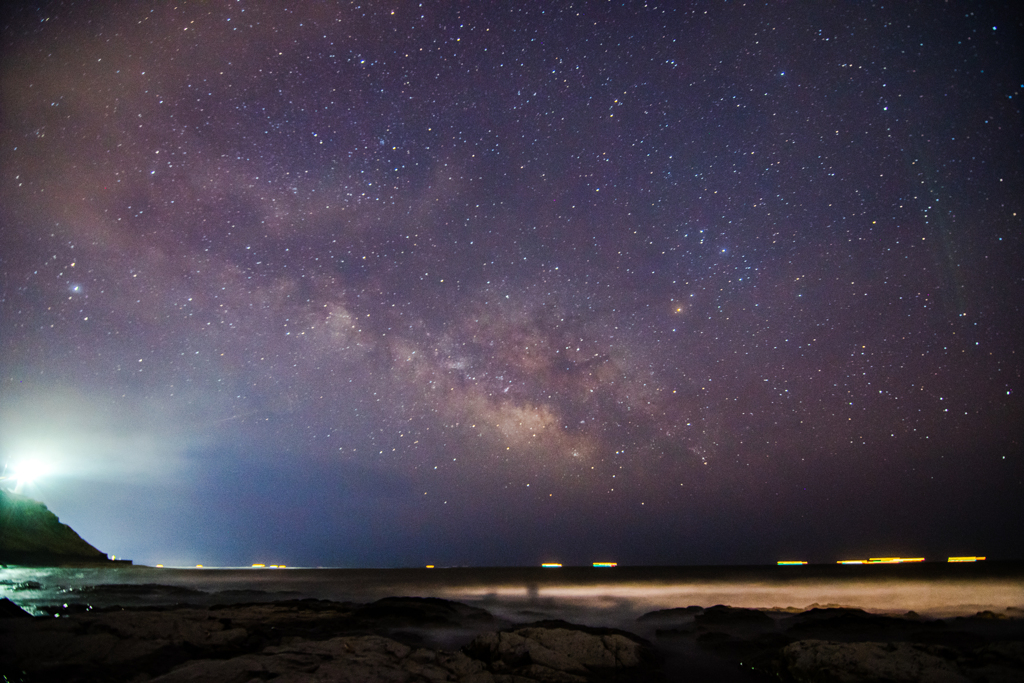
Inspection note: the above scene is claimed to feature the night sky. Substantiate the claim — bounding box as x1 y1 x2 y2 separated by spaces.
2 1 1021 568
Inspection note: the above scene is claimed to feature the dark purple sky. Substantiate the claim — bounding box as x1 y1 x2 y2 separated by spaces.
2 1 1021 568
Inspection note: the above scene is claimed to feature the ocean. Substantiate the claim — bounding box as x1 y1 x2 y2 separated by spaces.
3 561 1021 627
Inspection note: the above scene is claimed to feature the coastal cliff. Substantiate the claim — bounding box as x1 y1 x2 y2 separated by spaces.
0 488 112 565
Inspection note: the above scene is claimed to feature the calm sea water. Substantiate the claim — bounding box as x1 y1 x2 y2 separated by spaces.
2 562 1021 628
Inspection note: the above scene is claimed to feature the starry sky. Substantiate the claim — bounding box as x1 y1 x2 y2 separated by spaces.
2 1 1022 568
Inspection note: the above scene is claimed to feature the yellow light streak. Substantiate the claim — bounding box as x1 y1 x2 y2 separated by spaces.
948 556 985 562
868 557 924 564
252 564 266 568
840 557 925 565
777 561 807 565
541 563 562 568
592 562 617 567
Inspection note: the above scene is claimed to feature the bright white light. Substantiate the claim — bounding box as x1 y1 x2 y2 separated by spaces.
9 459 51 489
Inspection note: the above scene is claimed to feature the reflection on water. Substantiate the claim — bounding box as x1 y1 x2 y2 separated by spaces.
2 563 1022 626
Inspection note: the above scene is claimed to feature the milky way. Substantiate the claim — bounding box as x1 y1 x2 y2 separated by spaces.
2 2 1021 567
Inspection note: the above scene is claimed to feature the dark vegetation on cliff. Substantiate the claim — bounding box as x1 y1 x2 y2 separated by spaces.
0 489 111 565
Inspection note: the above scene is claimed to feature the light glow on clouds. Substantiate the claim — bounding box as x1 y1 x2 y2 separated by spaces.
1 389 205 485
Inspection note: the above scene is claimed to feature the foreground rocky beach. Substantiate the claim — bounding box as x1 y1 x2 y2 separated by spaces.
2 589 1023 682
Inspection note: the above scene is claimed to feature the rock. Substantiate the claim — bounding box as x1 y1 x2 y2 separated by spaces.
0 606 250 680
635 605 703 623
353 596 496 628
973 609 1007 620
469 630 588 672
781 607 950 644
5 596 1019 682
786 607 874 623
693 604 773 626
149 634 486 683
0 489 113 565
465 622 658 681
978 641 1024 666
2 598 523 682
781 639 970 682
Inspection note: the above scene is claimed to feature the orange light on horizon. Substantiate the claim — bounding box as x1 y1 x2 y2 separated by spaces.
541 563 563 568
838 560 866 565
252 564 266 568
195 564 203 568
425 565 435 568
948 556 986 562
777 561 807 565
155 564 164 568
593 562 617 567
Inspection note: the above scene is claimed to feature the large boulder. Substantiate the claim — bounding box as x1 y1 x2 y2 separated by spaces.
0 489 109 565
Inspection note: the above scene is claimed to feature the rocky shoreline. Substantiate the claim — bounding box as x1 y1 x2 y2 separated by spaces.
2 592 1022 682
